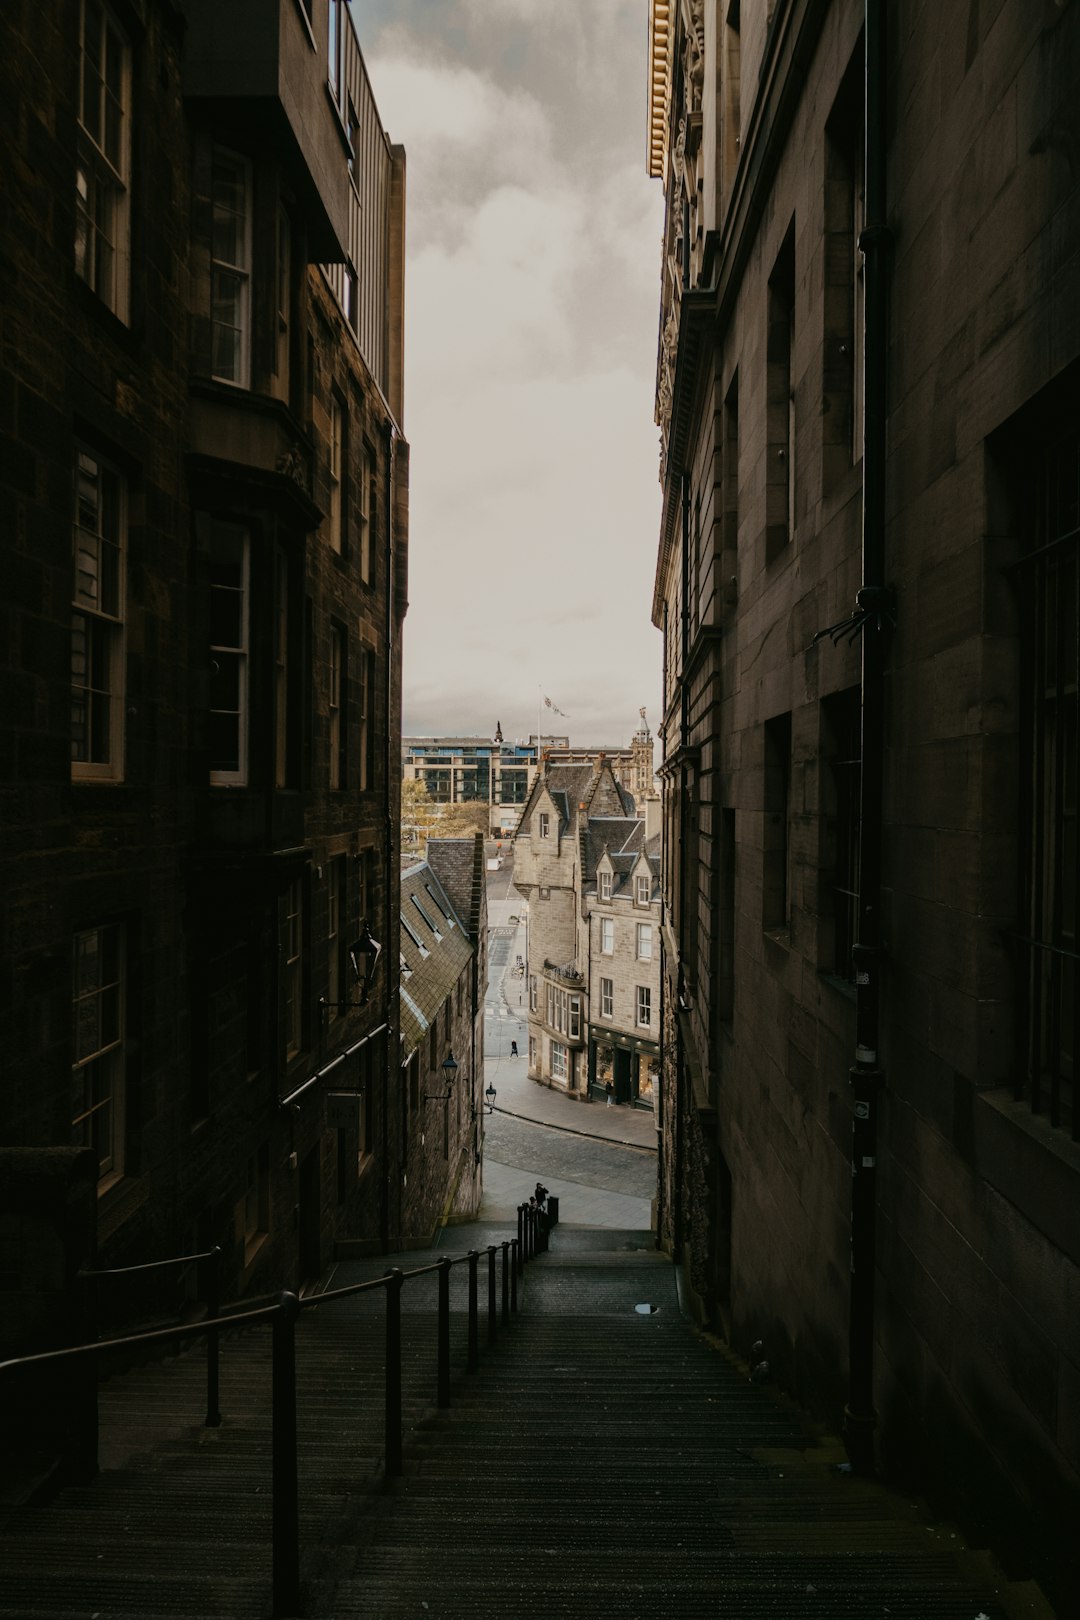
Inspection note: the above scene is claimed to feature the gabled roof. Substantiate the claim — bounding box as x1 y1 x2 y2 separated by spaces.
518 761 635 840
582 816 661 896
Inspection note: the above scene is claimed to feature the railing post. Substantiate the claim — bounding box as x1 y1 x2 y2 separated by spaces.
204 1245 221 1428
517 1204 525 1274
467 1250 479 1372
384 1268 404 1478
510 1238 519 1314
525 1203 534 1263
487 1245 497 1346
437 1257 451 1409
501 1241 510 1325
272 1292 302 1619
74 1270 100 1480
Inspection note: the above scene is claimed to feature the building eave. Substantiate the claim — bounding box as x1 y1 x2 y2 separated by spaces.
646 0 673 178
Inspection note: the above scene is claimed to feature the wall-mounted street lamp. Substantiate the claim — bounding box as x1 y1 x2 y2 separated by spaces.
485 1081 497 1114
424 1051 459 1160
319 919 382 1020
420 1049 456 1101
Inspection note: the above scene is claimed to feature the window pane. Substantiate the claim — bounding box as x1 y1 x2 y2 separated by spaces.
209 711 240 775
82 2 104 138
210 654 241 712
210 588 243 650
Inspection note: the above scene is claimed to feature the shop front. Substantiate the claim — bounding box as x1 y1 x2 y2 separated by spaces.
587 1029 659 1109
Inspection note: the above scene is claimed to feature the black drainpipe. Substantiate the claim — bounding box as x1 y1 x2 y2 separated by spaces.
380 418 397 1254
657 604 669 1250
845 0 890 1473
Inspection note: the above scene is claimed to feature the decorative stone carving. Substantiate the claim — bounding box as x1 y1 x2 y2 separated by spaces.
684 0 705 105
663 310 679 366
658 367 673 427
276 444 309 493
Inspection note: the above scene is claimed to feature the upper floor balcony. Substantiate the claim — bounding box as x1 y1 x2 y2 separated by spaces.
183 0 350 262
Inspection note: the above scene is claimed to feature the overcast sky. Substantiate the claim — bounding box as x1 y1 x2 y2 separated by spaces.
350 0 665 748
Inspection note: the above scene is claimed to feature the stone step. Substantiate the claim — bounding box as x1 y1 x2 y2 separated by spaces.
0 1225 1043 1620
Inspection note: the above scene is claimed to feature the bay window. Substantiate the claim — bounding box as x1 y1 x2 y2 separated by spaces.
209 521 249 784
72 446 124 779
72 922 125 1182
211 148 252 386
76 0 130 319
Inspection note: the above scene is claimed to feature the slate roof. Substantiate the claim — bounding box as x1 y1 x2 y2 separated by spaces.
519 762 635 837
584 816 661 899
398 860 474 1060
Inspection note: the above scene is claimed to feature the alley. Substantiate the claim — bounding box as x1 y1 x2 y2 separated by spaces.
479 847 657 1229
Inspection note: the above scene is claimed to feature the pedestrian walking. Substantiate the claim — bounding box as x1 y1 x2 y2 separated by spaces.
510 1039 518 1057
605 1080 614 1107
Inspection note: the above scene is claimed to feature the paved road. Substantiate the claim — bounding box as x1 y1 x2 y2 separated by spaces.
478 844 656 1231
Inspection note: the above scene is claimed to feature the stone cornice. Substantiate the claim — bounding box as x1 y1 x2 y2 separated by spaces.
650 0 835 630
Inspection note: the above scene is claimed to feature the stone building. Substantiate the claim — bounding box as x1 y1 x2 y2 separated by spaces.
513 762 661 1107
0 0 408 1365
396 837 488 1243
403 718 655 836
648 0 1079 1603
403 728 537 836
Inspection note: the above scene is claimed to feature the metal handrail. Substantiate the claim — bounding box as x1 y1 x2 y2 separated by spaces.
77 1244 224 1427
78 1243 221 1279
0 1213 549 1618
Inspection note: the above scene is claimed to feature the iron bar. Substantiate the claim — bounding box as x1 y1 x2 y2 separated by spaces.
204 1245 221 1427
384 1268 404 1477
467 1250 479 1372
271 1293 301 1618
501 1242 510 1324
487 1246 497 1346
437 1257 451 1408
510 1239 519 1313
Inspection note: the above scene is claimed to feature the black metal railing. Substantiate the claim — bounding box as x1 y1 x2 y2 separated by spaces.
0 1207 552 1617
78 1244 223 1427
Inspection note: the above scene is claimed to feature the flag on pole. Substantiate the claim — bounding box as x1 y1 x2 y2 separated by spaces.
543 695 569 718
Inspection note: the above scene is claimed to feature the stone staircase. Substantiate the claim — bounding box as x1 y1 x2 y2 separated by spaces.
0 1224 1056 1619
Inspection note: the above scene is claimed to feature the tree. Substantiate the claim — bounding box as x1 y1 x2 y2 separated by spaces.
400 781 489 862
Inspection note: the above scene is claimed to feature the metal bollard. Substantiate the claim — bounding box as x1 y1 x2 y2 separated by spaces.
487 1245 497 1345
501 1241 510 1324
272 1292 302 1618
517 1204 525 1275
437 1257 451 1409
384 1268 404 1477
510 1238 519 1313
467 1250 479 1372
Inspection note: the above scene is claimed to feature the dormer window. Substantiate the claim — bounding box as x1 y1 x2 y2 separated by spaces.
635 874 651 906
412 895 442 941
599 869 612 902
539 811 550 838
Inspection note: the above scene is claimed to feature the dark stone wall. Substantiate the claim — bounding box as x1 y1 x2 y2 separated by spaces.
654 0 1080 1603
0 1 406 1320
